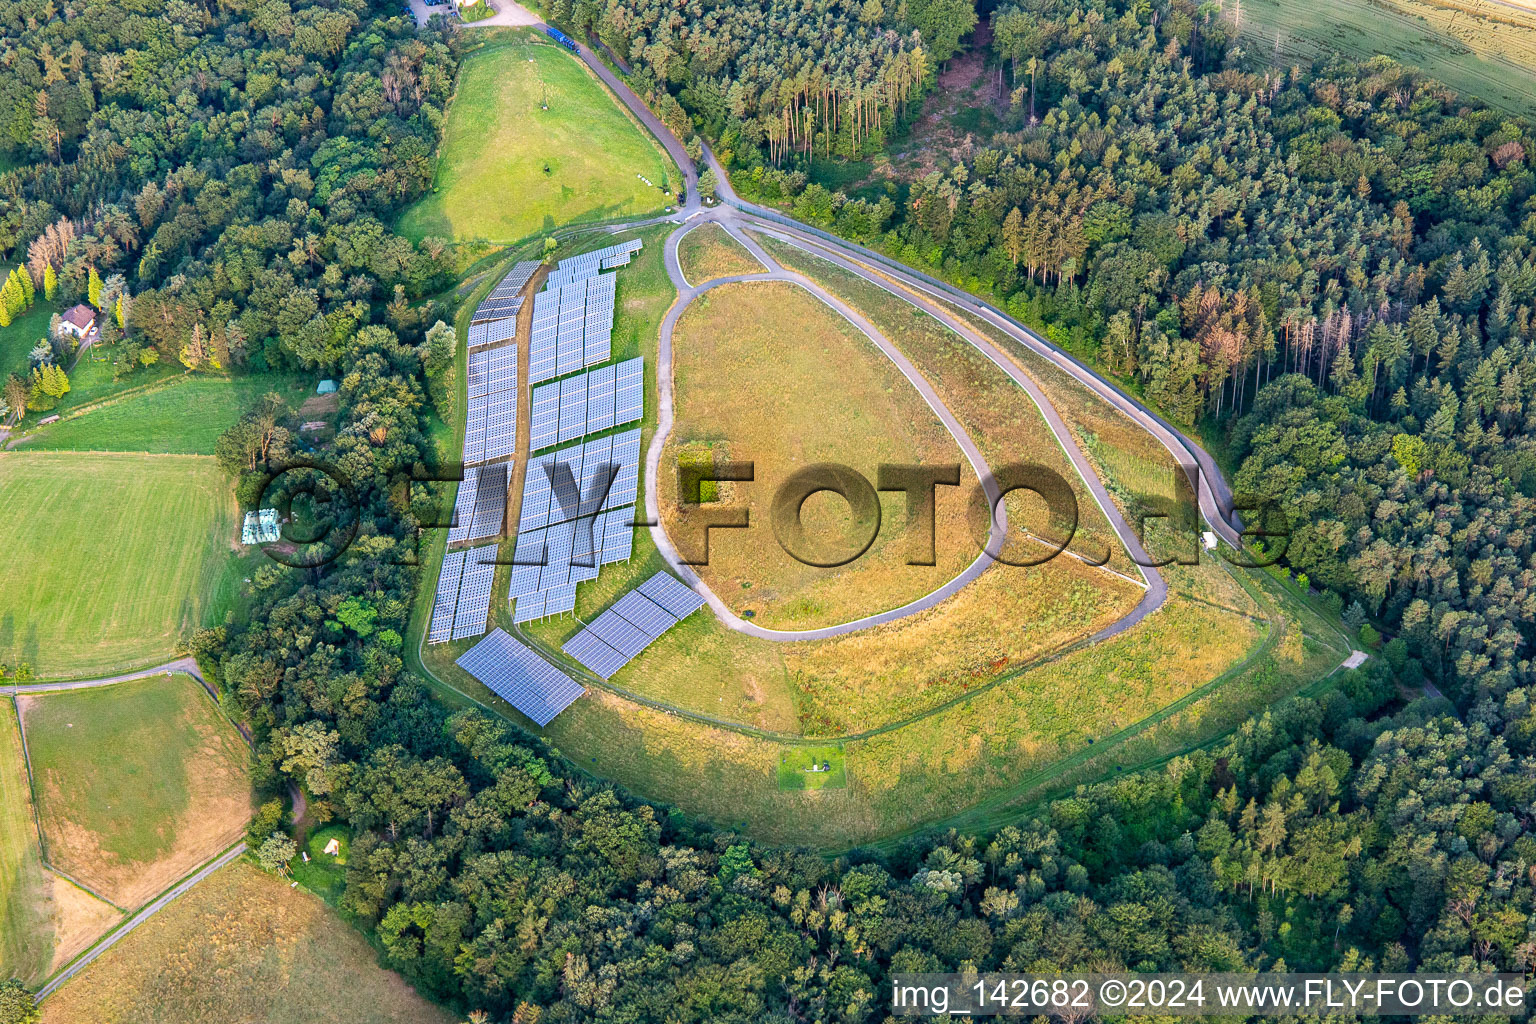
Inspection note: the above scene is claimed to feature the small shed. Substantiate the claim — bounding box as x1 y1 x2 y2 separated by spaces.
323 837 341 856
316 379 338 395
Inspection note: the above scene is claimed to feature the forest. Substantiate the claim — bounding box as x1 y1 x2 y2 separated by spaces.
1 0 1534 1021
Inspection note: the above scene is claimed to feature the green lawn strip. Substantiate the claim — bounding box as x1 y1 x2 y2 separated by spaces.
0 452 238 679
21 373 302 454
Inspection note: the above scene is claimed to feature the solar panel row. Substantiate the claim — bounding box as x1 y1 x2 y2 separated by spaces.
468 316 518 349
559 572 703 678
451 545 498 640
466 344 518 467
427 549 466 644
455 628 585 726
470 261 540 323
466 463 509 541
542 239 642 292
447 466 479 544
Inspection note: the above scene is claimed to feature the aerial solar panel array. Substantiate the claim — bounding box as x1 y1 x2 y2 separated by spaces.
466 462 509 541
528 241 640 385
528 358 643 451
456 628 587 726
428 549 467 643
465 342 518 469
559 572 705 679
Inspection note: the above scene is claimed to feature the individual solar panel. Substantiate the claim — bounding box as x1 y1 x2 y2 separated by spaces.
530 292 560 383
451 546 497 640
469 316 518 347
467 462 508 541
447 466 479 544
568 514 601 585
463 396 488 465
562 629 629 679
506 530 547 599
487 344 518 392
599 506 635 564
468 348 491 399
582 274 616 366
456 628 585 726
543 584 577 617
529 382 561 452
519 454 553 532
513 590 547 623
585 364 616 433
545 444 584 526
558 375 587 445
484 391 518 462
586 606 653 659
538 519 575 592
578 435 614 517
639 572 706 619
606 430 642 509
610 590 677 640
428 549 466 643
614 357 643 425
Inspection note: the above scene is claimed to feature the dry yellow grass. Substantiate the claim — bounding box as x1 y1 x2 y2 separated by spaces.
41 861 455 1024
542 583 1257 848
661 279 979 629
676 222 767 283
20 676 253 908
43 872 121 975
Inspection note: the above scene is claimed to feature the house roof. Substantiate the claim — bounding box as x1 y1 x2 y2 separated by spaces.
62 304 95 328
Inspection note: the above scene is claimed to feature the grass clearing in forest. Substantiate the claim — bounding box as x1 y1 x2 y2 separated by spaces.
398 34 676 244
20 373 304 454
19 674 253 908
676 223 766 284
0 453 238 679
39 861 455 1024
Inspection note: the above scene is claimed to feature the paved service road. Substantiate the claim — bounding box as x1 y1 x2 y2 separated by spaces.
2 656 204 696
37 843 248 1001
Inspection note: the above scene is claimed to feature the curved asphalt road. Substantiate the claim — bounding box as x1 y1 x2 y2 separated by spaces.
646 222 1009 642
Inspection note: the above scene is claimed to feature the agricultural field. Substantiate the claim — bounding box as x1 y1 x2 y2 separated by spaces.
18 373 306 454
1239 0 1536 116
0 453 239 679
0 697 121 985
660 279 979 630
19 674 253 907
39 861 455 1024
676 222 766 284
0 700 51 984
398 32 676 245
